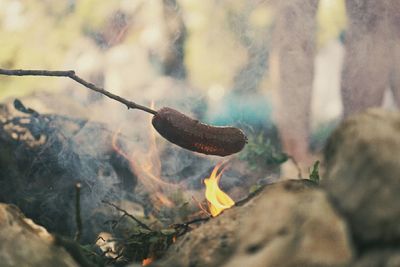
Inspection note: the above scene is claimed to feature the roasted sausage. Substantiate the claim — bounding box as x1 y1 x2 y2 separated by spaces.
152 107 247 156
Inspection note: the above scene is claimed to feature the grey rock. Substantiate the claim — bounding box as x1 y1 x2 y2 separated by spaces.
322 109 400 245
350 249 400 267
156 198 241 267
0 203 78 267
223 181 353 267
154 180 353 267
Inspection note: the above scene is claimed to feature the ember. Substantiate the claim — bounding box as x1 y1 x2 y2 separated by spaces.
204 163 235 217
142 258 153 266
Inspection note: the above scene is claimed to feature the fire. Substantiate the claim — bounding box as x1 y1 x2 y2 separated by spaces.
142 258 153 266
111 101 179 210
111 102 234 217
204 163 235 217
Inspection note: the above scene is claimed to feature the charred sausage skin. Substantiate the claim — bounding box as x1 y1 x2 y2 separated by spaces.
152 107 247 156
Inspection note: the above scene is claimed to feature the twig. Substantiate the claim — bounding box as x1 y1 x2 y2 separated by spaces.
102 200 152 231
171 216 210 236
288 155 302 179
95 236 106 244
74 182 83 242
101 247 113 257
110 214 128 230
183 217 211 225
175 216 210 228
191 195 211 217
106 249 125 265
235 184 266 206
0 68 157 115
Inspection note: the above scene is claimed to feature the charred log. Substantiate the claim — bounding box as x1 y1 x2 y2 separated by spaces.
0 100 137 242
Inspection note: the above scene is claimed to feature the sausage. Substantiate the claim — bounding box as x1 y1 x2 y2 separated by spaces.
152 107 247 156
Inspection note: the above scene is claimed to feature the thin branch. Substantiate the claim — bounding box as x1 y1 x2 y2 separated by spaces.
102 200 152 231
0 68 157 115
171 216 210 237
74 182 83 242
191 195 211 217
235 184 266 206
288 155 303 179
174 216 210 229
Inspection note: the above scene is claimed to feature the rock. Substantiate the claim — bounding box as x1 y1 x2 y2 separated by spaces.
322 109 400 245
0 203 78 267
155 197 242 267
349 249 400 267
223 180 353 267
154 180 353 267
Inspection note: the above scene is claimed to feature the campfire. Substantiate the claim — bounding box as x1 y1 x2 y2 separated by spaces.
1 2 397 267
0 90 259 266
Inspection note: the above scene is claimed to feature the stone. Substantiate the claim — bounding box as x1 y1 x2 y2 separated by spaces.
155 199 241 267
349 249 400 267
322 109 400 245
154 180 353 267
223 181 353 267
0 203 78 267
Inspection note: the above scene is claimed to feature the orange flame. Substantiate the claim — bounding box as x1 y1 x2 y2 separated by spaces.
111 101 179 210
204 163 235 217
142 258 153 266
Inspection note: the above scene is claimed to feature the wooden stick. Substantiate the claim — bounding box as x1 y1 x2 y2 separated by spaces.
102 200 152 231
0 68 157 115
74 182 83 242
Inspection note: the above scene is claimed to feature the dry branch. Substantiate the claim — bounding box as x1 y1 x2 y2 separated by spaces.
74 183 82 242
0 68 157 115
102 200 152 231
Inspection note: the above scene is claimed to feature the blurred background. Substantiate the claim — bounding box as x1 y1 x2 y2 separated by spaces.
3 0 399 176
2 0 400 247
0 0 348 149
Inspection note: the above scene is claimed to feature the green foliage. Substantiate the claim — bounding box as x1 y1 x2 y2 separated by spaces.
57 222 178 266
55 236 105 267
122 226 176 262
239 133 288 172
249 184 262 194
309 160 320 184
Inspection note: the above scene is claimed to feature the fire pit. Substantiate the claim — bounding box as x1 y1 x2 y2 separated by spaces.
1 1 398 267
0 91 268 265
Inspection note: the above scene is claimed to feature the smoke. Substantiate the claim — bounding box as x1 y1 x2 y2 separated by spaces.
6 0 397 242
